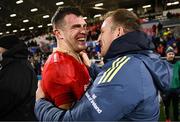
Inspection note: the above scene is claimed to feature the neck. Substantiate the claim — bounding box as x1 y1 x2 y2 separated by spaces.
56 47 82 63
56 39 82 63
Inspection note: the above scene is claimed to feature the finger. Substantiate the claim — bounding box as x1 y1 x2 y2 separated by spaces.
80 52 91 67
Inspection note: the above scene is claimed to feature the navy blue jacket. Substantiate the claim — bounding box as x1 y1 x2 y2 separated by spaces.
35 31 172 121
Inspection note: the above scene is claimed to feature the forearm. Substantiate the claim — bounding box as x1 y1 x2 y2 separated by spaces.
35 99 67 121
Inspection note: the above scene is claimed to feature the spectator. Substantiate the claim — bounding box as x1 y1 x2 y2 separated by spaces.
0 35 38 120
170 59 180 121
161 46 179 122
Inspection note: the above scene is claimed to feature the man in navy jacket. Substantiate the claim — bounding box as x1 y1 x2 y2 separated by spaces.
35 9 172 121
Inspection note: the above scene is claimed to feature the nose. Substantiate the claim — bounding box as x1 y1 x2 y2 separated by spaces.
80 28 88 36
97 34 101 42
81 29 87 34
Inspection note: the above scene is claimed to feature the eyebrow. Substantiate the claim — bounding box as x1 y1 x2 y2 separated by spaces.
71 23 87 28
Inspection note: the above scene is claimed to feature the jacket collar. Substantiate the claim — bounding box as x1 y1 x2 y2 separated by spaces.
2 42 28 59
104 30 155 62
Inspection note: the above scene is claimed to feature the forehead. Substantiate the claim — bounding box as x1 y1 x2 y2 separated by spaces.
64 14 86 25
167 52 175 55
102 17 113 28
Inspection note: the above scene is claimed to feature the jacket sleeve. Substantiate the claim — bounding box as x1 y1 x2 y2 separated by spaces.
35 59 146 121
35 99 66 121
88 63 102 81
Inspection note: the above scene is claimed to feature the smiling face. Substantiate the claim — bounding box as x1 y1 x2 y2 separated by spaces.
98 17 124 56
54 14 88 53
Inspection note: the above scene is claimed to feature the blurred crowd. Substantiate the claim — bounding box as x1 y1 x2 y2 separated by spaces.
26 22 180 77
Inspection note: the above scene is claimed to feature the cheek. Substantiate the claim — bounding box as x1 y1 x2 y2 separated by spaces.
71 30 79 37
102 36 111 50
104 33 113 44
111 32 118 41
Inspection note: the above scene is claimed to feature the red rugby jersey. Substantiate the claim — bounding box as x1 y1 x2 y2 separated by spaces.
41 51 90 106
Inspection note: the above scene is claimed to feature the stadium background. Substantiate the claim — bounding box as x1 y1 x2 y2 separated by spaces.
0 0 180 121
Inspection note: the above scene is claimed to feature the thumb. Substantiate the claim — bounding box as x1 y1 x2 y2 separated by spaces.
80 52 91 67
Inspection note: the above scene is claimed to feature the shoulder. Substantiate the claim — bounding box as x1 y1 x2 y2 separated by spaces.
3 59 36 84
105 55 143 68
176 61 180 65
8 59 32 72
173 61 180 69
42 52 79 83
109 55 144 71
98 56 144 85
45 51 78 68
117 55 150 77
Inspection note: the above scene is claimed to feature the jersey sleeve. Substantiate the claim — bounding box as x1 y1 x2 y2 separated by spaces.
42 59 77 106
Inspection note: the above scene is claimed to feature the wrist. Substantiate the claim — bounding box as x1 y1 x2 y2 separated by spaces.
36 97 46 102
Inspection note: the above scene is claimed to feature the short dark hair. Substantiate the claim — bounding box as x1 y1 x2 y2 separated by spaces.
0 34 22 49
104 9 141 33
51 6 83 29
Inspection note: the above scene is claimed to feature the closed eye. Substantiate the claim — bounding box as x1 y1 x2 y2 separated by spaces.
71 24 87 29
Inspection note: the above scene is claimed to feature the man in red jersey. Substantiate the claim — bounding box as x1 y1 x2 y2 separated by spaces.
39 6 90 109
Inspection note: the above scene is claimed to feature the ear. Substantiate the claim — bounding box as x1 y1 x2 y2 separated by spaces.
116 26 124 37
53 29 64 39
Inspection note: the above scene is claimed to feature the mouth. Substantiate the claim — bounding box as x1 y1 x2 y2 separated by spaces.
77 38 87 46
77 37 86 42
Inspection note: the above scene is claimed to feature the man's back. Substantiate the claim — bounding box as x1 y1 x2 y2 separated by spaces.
0 42 38 120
